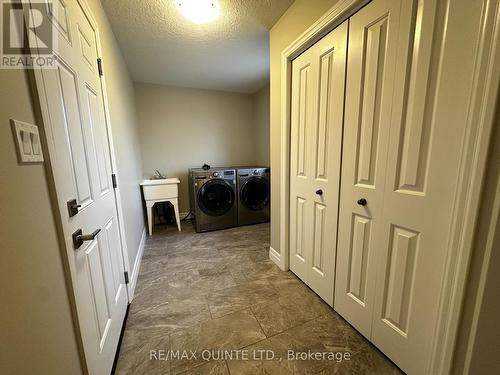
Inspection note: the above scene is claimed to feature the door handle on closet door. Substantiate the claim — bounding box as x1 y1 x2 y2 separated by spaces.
357 198 367 206
316 189 323 196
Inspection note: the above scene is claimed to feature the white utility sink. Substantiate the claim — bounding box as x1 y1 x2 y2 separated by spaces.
140 177 181 235
140 177 180 186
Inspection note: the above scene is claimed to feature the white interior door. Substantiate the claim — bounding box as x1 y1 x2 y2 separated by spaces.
289 21 348 306
333 0 407 338
370 0 473 373
33 1 128 374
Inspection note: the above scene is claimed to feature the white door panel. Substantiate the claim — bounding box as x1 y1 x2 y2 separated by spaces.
290 21 348 306
334 0 405 338
290 48 314 281
35 1 128 374
370 0 478 373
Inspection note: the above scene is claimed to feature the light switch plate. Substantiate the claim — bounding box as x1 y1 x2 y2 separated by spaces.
11 119 44 163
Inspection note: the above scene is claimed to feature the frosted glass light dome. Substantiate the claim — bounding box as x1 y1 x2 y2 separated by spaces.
176 0 220 24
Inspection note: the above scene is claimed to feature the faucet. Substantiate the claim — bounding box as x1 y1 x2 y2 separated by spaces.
154 169 165 179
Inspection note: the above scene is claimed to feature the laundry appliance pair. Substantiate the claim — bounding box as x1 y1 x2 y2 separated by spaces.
188 166 270 232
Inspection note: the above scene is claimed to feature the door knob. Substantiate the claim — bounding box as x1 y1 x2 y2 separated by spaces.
316 189 323 196
72 228 101 249
357 198 367 206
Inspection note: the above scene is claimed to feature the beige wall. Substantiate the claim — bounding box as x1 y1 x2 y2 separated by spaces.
254 84 270 166
135 83 259 213
87 0 145 269
269 0 340 253
0 0 144 373
0 70 83 374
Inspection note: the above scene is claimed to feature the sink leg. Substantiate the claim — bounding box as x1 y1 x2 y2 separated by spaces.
146 202 154 236
172 198 181 231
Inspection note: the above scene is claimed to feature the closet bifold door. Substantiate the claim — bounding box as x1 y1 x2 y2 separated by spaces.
333 0 408 339
370 0 483 373
334 0 485 373
289 21 348 306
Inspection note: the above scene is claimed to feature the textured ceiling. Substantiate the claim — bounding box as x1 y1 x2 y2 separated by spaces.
101 0 294 93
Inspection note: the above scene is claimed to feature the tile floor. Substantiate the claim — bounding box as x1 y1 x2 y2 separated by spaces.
115 222 403 374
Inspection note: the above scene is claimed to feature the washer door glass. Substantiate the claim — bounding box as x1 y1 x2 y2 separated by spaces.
240 177 270 211
198 179 235 216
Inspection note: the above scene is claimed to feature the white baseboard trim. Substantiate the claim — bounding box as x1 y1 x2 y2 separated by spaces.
269 246 286 271
127 228 146 301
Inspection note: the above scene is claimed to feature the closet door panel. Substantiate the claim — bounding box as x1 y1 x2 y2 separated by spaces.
370 0 485 373
289 22 348 306
371 0 437 368
307 22 348 304
334 0 405 338
290 49 315 282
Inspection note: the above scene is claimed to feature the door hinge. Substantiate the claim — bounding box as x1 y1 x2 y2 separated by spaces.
112 173 117 188
124 271 129 284
97 58 103 76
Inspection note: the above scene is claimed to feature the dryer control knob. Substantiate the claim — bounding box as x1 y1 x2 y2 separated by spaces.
213 172 219 177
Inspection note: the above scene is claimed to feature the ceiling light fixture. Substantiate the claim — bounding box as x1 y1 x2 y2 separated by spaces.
176 0 220 24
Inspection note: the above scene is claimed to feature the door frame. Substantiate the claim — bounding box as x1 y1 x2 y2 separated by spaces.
24 0 133 370
272 0 500 373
